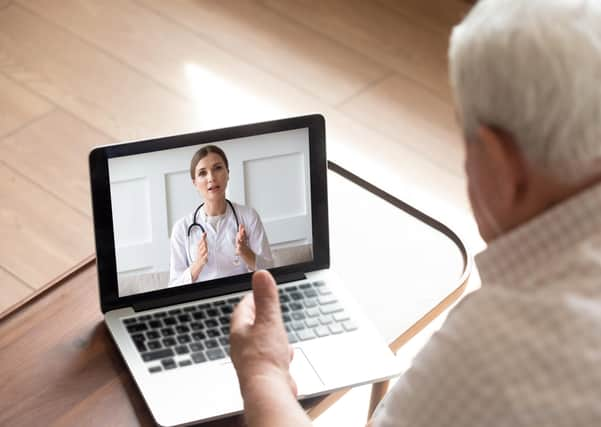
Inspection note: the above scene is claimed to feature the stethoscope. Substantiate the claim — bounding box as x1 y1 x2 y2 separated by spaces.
186 199 241 266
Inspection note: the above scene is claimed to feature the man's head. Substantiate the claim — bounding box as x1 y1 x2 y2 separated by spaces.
449 0 601 241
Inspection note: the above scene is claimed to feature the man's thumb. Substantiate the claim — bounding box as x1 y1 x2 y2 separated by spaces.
251 270 280 323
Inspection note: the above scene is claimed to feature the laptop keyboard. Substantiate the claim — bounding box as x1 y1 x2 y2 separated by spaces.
122 280 358 374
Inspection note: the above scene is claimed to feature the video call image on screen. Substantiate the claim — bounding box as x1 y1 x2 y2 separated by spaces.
108 128 314 297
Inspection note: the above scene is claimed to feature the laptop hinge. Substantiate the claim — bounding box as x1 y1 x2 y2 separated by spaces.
275 271 307 284
132 285 233 312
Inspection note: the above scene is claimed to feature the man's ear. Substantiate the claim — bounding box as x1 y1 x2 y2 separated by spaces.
477 126 527 209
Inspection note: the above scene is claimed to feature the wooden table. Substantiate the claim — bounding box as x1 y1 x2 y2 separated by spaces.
0 162 471 426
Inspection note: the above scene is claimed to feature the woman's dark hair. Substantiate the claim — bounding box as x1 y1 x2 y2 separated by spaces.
189 145 229 180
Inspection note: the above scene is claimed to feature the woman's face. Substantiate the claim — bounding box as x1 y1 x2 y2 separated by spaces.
193 152 229 203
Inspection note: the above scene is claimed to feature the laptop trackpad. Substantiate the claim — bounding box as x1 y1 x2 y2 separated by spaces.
290 347 324 396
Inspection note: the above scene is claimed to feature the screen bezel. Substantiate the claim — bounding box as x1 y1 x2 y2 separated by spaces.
89 114 328 313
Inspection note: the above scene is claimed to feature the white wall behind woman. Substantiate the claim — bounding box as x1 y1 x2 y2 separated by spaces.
108 128 312 276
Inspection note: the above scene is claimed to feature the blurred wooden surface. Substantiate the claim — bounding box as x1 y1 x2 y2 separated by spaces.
0 0 474 336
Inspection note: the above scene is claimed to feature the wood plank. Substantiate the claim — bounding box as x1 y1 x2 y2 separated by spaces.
377 0 471 35
338 74 464 177
261 0 453 101
0 72 53 139
106 0 389 105
0 110 112 217
13 0 323 130
0 163 93 288
0 267 31 313
0 5 200 141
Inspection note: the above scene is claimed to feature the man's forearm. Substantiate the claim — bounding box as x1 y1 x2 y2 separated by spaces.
242 377 312 427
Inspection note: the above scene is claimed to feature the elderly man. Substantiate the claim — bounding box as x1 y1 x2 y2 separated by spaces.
230 0 601 425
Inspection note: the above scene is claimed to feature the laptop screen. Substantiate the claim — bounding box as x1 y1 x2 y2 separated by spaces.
107 128 314 298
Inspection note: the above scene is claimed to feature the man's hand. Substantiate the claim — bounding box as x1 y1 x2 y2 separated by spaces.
230 271 311 427
230 270 296 396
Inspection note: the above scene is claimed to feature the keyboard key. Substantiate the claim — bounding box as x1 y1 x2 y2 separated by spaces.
282 314 291 323
287 331 298 344
342 321 358 332
205 319 219 328
147 340 162 350
192 311 206 320
162 337 176 347
190 342 204 352
190 322 204 331
142 348 174 362
175 345 189 355
218 337 229 346
183 306 197 312
297 329 316 341
197 303 210 310
148 365 162 374
318 295 338 305
219 316 230 326
135 341 147 352
279 294 290 303
292 312 306 321
304 298 318 308
299 282 311 289
178 314 191 323
207 328 220 338
320 304 343 315
206 308 219 317
281 305 290 313
175 325 190 334
139 315 152 321
131 333 145 342
127 323 148 333
153 312 167 319
205 339 219 349
333 312 350 322
177 334 191 344
305 318 319 328
163 317 177 326
220 306 233 315
161 358 177 370
168 309 182 316
220 326 230 335
328 323 344 334
290 291 304 301
285 285 298 292
191 352 207 364
319 315 333 325
206 348 226 360
123 318 137 325
312 280 325 287
146 331 160 341
212 300 225 306
179 359 192 367
227 297 241 304
160 328 175 337
303 289 318 298
306 307 320 317
290 302 303 311
318 287 333 296
191 332 206 341
292 321 305 331
314 326 330 337
148 320 162 329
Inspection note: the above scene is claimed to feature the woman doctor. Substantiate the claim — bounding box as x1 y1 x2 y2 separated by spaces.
168 145 273 287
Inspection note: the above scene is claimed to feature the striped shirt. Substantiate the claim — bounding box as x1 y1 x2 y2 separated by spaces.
372 183 601 427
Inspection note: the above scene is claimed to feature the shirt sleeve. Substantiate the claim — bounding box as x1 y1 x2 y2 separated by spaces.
371 297 501 427
168 220 193 287
247 208 274 270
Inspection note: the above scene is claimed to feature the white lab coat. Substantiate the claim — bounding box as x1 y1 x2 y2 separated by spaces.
168 202 273 287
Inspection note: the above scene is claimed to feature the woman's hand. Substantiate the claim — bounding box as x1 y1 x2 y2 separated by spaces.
236 224 256 270
190 232 208 281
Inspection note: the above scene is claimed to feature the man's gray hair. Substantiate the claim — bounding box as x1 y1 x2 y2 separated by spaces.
449 0 601 183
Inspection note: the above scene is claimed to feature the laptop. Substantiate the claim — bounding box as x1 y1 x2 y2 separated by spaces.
89 114 400 426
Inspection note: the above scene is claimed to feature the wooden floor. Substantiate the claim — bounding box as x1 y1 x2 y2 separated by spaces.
0 0 475 314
